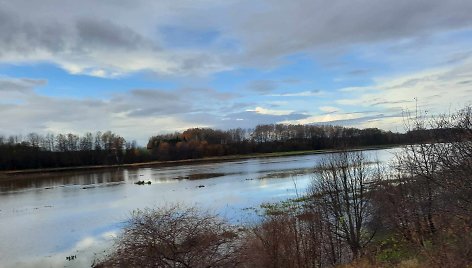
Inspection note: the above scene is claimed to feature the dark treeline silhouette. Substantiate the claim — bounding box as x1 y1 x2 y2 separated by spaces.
0 131 146 170
147 124 427 161
0 123 450 171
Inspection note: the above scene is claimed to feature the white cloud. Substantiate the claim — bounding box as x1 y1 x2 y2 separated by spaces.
336 61 472 113
269 90 322 97
280 57 472 130
339 86 375 93
319 106 339 113
282 112 362 125
247 106 294 116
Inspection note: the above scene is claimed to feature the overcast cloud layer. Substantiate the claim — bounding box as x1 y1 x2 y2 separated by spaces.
1 0 472 143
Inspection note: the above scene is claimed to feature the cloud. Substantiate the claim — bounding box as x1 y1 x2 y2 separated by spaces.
1 0 472 76
1 1 472 139
336 60 472 112
119 88 236 117
76 18 156 51
330 59 472 129
270 90 322 97
281 110 405 132
0 78 47 106
339 86 376 93
0 1 229 77
347 69 370 76
246 107 294 116
0 77 241 144
0 8 67 57
247 80 278 93
0 78 46 93
232 0 472 65
0 76 319 145
219 110 309 129
279 56 472 130
319 106 339 113
2 53 471 143
282 112 364 126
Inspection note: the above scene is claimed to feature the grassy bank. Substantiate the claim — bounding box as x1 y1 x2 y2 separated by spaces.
0 144 398 181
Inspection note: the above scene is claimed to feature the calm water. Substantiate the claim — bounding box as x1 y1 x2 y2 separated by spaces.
0 149 398 267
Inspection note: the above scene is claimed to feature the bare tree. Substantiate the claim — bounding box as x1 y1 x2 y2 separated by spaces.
310 151 379 259
94 205 243 268
26 132 41 148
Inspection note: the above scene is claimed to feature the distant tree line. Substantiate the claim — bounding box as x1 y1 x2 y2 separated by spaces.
0 123 450 171
147 124 427 161
0 131 146 170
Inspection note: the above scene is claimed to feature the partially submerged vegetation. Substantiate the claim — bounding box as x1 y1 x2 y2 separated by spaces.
257 168 314 180
134 180 151 185
95 106 472 267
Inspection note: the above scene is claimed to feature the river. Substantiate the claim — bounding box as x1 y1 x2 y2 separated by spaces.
0 148 398 267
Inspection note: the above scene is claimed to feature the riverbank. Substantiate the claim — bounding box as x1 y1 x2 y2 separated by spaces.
0 145 398 181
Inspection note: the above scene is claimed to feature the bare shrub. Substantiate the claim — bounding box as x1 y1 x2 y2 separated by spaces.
94 205 242 268
372 171 440 247
421 224 472 268
241 206 328 268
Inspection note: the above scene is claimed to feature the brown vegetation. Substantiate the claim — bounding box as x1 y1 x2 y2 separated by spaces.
147 124 408 161
94 205 243 268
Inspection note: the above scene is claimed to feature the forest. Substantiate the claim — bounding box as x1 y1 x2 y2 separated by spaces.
0 123 433 171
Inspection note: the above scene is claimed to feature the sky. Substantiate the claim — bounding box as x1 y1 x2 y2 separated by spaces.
1 0 472 144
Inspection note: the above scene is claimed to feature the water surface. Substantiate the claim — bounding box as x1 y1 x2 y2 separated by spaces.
0 148 398 267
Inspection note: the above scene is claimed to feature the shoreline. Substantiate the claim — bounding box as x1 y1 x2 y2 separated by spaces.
0 145 399 180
